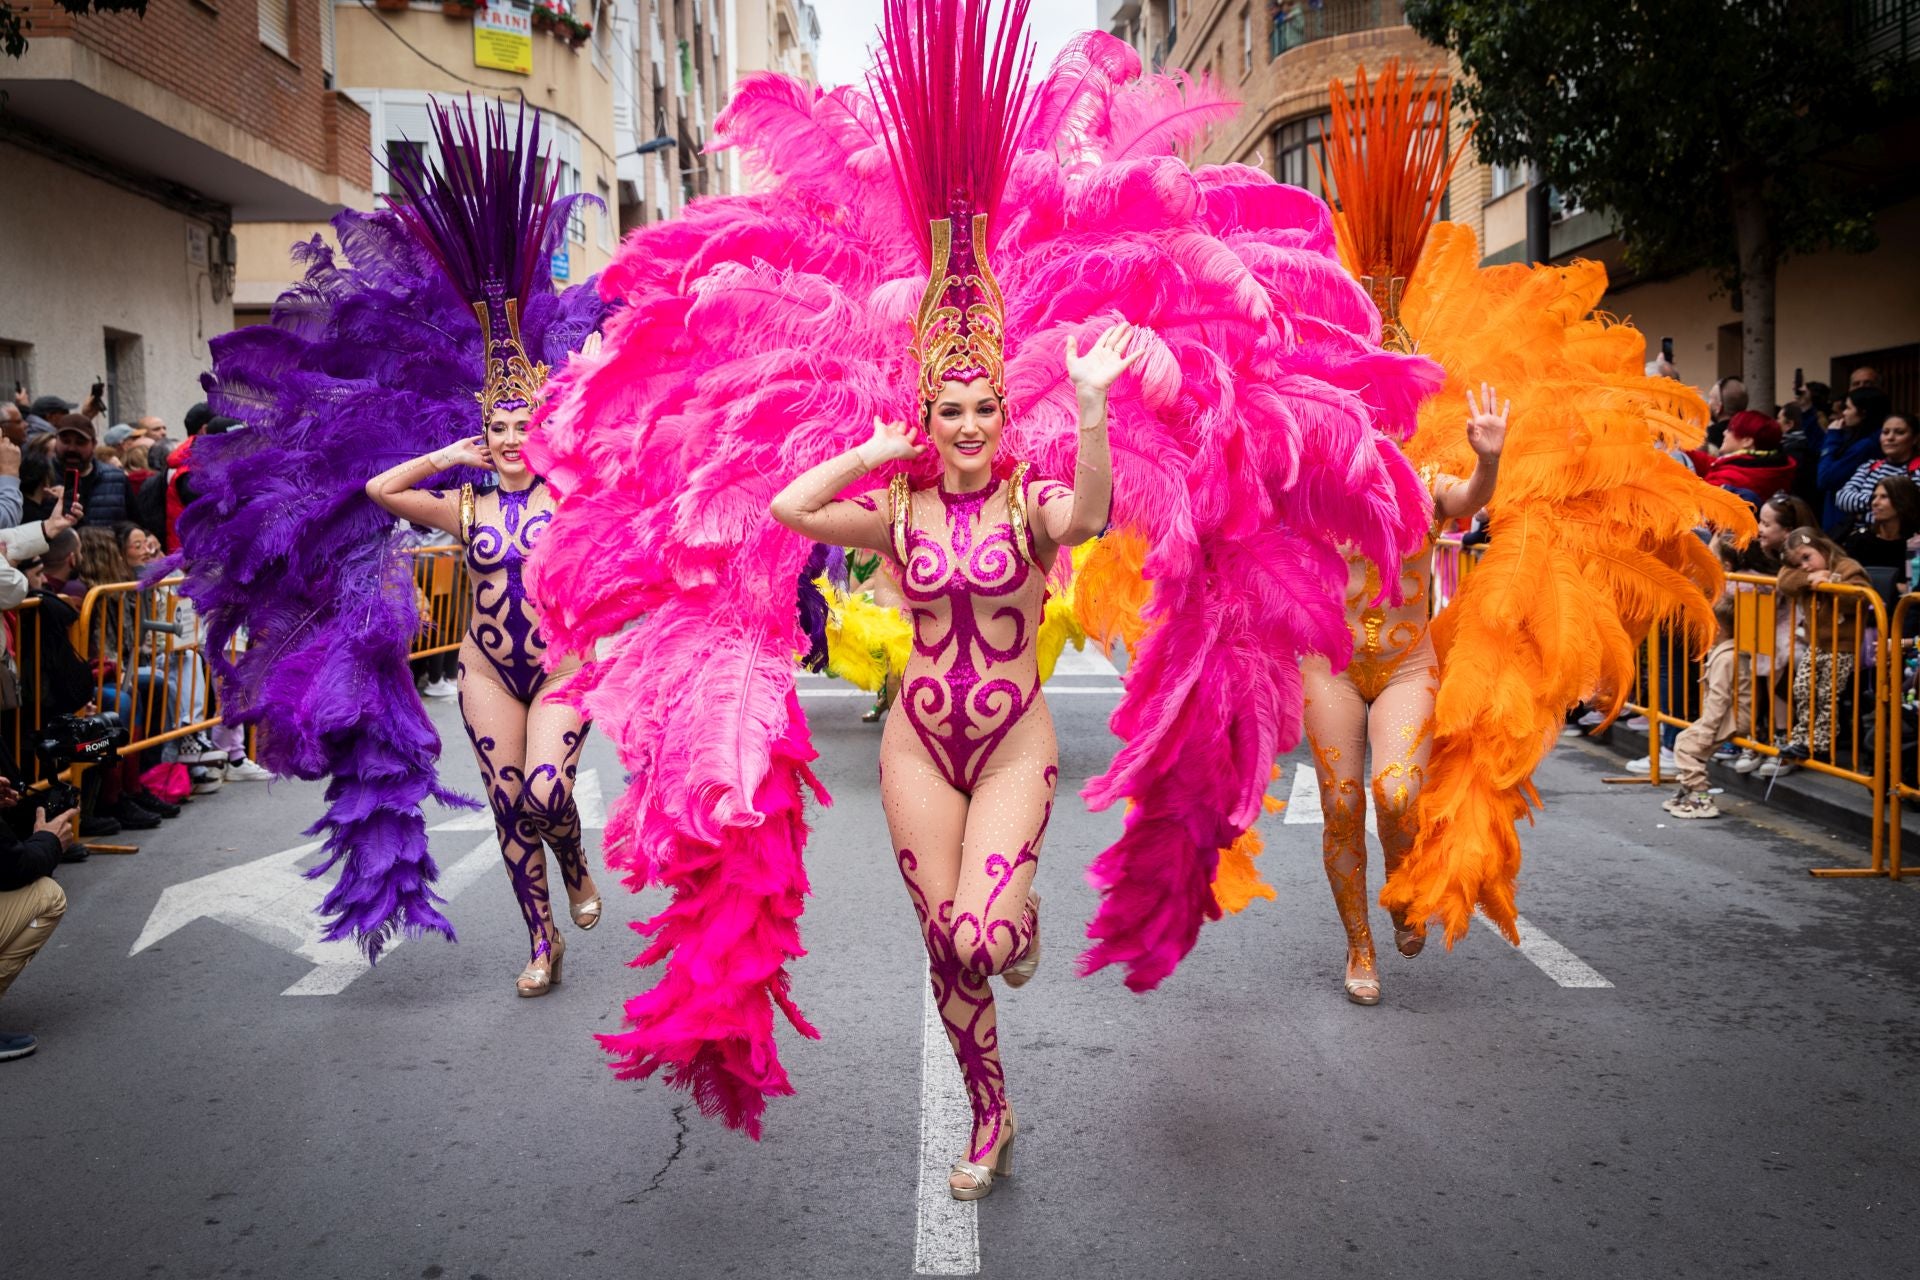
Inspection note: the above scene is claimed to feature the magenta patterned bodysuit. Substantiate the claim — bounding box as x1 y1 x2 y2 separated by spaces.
873 472 1073 1163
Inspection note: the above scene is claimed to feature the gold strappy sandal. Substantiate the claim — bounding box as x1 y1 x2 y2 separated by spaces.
949 1111 1017 1202
570 893 603 931
1343 953 1381 1006
516 930 566 997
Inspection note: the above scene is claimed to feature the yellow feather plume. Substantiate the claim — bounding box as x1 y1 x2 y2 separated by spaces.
819 578 911 694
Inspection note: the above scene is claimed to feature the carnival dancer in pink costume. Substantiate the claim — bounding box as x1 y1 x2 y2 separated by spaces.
524 0 1439 1184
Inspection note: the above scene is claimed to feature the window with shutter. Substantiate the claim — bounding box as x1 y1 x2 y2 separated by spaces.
259 0 293 58
320 0 336 81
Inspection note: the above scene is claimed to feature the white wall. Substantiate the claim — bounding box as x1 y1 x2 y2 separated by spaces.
0 141 232 431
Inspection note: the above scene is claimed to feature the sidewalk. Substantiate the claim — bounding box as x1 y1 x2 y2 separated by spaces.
1588 722 1915 850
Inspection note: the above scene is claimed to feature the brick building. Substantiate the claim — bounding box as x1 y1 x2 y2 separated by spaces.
0 0 372 426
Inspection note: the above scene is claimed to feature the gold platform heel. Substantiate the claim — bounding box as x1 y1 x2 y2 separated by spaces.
516 929 565 997
570 893 603 931
949 1111 1017 1202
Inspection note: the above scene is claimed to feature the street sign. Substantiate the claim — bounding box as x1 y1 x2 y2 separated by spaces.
550 247 570 281
474 7 533 76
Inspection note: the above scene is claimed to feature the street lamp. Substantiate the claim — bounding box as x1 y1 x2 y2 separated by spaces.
629 135 675 156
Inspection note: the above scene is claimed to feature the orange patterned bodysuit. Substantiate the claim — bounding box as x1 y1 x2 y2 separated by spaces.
1301 522 1443 984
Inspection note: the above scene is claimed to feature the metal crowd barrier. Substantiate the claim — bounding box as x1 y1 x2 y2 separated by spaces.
1887 593 1920 879
1622 572 1891 876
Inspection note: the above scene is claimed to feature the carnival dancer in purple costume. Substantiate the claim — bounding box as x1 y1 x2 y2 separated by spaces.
175 99 603 972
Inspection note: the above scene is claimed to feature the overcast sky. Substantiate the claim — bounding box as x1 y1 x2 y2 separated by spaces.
812 0 1100 89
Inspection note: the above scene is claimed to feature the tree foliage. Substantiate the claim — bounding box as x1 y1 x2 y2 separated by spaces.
4 0 149 59
1406 0 1891 286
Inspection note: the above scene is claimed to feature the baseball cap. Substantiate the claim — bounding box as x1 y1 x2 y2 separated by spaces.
52 413 96 441
105 423 136 446
30 395 75 419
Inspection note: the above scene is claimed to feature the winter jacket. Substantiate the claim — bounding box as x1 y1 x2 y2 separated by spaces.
78 462 132 527
1776 556 1874 653
1700 448 1798 500
0 826 63 893
1817 429 1883 531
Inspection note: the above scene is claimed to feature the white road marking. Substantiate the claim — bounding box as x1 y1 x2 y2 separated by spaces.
913 973 979 1276
1499 913 1614 988
1050 645 1121 676
132 834 497 996
1281 762 1610 988
431 768 605 830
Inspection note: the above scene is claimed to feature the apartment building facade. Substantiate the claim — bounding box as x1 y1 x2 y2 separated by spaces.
0 0 372 425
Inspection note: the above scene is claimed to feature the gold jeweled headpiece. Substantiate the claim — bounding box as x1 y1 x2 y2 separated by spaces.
473 296 550 417
912 208 1008 407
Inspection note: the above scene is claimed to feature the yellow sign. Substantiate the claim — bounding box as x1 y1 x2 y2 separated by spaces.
474 9 533 76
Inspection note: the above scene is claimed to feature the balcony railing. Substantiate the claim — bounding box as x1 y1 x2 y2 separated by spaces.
1269 0 1407 59
1852 0 1920 71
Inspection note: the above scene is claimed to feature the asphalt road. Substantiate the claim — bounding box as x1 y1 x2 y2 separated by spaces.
3 661 1916 1280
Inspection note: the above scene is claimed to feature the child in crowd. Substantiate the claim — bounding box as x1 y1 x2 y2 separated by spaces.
1762 527 1872 777
1665 591 1744 819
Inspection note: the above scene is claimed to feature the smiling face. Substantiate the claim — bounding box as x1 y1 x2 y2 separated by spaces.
926 377 1004 487
1881 415 1915 464
1758 503 1792 553
1872 482 1894 524
485 405 533 481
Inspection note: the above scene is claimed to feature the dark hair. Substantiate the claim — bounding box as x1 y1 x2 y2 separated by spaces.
1847 385 1893 437
18 451 50 497
1875 474 1920 539
205 415 241 435
184 402 212 435
1785 525 1849 568
1763 493 1818 532
1806 381 1832 413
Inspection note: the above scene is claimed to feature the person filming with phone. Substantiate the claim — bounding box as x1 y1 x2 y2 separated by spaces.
52 413 130 528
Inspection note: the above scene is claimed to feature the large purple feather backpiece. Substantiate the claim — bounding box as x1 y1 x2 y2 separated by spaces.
177 99 603 960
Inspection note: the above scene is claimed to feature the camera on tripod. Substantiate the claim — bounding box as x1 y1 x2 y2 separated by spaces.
36 711 129 816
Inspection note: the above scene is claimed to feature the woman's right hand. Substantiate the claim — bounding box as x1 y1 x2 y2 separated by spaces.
857 416 925 468
431 436 492 470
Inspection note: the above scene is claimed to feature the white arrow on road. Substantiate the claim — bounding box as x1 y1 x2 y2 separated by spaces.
131 770 606 996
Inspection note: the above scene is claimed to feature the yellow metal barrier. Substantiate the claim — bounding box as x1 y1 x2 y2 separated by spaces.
1620 572 1891 876
407 543 471 659
1888 594 1919 879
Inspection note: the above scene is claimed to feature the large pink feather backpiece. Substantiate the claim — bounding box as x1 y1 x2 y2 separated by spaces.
527 11 1437 1138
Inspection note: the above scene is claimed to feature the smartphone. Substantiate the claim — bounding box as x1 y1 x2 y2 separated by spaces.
1793 366 1805 393
64 468 80 515
1660 336 1674 364
90 378 105 400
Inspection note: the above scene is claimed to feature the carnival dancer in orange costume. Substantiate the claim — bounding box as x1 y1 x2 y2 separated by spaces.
1290 64 1754 1003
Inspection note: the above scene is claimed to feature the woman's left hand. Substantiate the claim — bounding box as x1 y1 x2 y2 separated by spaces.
1065 322 1145 398
1466 382 1510 461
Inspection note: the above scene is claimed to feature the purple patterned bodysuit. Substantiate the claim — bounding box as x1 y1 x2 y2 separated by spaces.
874 474 1074 1164
456 477 591 963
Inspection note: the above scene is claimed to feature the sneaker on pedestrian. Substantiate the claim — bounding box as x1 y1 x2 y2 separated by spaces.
1577 708 1608 728
1711 743 1740 762
1780 741 1812 763
1671 791 1721 819
1624 749 1679 775
130 789 181 818
1624 715 1651 732
0 1031 37 1062
78 813 121 838
189 763 226 794
1731 749 1762 774
1661 786 1691 814
225 757 273 782
1755 757 1798 779
422 678 458 700
179 730 227 764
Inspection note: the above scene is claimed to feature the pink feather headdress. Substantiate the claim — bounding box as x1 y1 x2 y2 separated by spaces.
873 0 1036 407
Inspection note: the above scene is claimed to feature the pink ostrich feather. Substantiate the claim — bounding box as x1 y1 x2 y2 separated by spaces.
526 22 1436 1136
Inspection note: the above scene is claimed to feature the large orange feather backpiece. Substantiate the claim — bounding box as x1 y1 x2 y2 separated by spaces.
1388 224 1754 945
1203 62 1754 937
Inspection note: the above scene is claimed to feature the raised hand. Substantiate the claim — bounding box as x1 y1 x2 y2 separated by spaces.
1065 322 1146 398
43 489 82 537
858 415 925 467
581 331 604 359
432 435 493 470
1465 382 1510 461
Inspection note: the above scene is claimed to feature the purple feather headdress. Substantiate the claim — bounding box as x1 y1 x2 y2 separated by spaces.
175 98 603 961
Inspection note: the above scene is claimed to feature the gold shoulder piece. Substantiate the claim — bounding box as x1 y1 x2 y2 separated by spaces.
460 483 475 545
1007 460 1033 565
887 473 911 563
